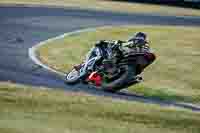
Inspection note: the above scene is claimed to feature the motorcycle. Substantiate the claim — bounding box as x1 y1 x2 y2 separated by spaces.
64 42 156 92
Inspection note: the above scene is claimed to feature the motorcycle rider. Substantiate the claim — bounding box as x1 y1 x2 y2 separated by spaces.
94 32 150 59
74 32 151 79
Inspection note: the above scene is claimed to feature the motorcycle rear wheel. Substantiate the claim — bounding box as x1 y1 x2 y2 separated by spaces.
101 65 136 92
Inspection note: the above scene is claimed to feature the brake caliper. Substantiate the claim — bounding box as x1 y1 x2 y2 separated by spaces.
87 72 102 87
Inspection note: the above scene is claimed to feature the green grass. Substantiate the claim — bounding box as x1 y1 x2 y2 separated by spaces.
0 82 200 133
38 25 200 104
1 0 200 16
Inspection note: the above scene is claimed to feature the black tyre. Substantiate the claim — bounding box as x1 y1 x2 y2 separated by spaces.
101 65 136 92
64 68 80 84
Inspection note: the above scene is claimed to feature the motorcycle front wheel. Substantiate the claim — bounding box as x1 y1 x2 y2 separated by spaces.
101 64 136 92
64 68 81 84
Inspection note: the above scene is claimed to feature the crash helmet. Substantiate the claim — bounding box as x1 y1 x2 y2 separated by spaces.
128 32 147 47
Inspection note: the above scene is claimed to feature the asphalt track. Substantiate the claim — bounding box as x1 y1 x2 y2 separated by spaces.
1 5 200 111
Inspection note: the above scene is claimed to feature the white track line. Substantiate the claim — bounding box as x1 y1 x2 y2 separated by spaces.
29 26 111 77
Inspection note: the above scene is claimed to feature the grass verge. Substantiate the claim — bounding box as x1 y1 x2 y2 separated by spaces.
0 81 200 133
1 0 200 16
38 25 200 104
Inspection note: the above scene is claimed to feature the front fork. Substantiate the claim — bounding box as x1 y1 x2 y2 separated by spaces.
79 57 99 78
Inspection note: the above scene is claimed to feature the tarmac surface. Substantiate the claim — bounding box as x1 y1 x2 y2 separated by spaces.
0 5 200 111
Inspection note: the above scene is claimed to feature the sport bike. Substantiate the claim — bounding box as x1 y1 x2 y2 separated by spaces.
64 44 156 92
